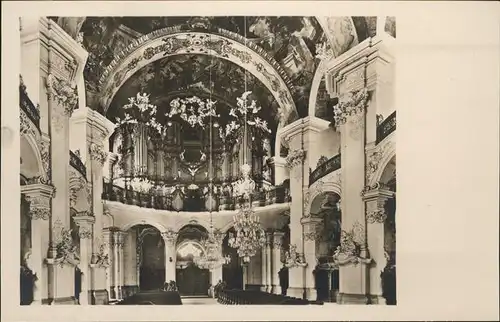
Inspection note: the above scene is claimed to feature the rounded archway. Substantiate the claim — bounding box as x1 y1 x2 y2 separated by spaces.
222 227 243 290
175 224 211 296
309 190 342 302
133 224 166 291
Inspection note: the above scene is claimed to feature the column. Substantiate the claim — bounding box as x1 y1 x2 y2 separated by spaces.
73 214 95 305
272 156 287 186
161 230 177 284
271 231 284 295
71 106 115 301
242 264 248 290
118 232 126 299
278 117 329 299
112 231 120 300
210 230 225 296
362 185 394 304
21 183 55 305
301 216 323 301
265 232 272 293
101 229 113 303
260 248 267 292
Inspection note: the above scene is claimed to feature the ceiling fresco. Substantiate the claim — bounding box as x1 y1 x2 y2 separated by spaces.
54 16 394 120
109 54 280 131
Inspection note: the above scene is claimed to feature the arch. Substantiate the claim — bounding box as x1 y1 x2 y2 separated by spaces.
98 28 296 126
172 217 211 233
120 219 168 233
176 239 205 256
20 134 43 179
308 60 329 117
368 139 396 187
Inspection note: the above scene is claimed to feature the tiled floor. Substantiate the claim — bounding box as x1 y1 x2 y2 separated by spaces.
181 296 219 305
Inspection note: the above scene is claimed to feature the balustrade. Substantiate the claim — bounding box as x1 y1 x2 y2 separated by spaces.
69 150 87 179
19 80 40 132
376 111 396 144
102 178 289 212
309 154 341 186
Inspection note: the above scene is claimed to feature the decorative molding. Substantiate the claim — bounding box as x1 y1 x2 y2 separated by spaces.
332 87 369 140
365 140 395 184
78 227 93 239
22 184 56 220
52 219 80 267
69 170 87 208
284 244 307 268
99 28 296 124
39 138 51 184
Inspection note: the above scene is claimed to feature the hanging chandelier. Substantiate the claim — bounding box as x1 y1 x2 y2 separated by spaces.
194 224 231 270
227 16 266 264
193 36 231 271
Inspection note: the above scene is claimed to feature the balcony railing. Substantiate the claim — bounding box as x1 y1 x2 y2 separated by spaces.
70 151 87 180
376 111 396 144
19 83 40 131
102 180 290 212
309 154 341 186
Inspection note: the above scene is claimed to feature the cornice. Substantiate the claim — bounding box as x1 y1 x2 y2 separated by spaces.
278 116 330 145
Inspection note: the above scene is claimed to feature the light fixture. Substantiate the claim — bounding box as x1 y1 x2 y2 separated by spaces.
227 16 266 264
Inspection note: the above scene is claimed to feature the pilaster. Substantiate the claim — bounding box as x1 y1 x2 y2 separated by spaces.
72 214 95 305
265 232 272 293
271 231 284 295
21 183 56 304
361 183 394 304
301 216 323 301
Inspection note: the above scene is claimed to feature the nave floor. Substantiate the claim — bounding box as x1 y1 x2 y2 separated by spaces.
181 296 219 305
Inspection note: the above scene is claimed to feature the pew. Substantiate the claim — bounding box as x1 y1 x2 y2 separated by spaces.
215 290 322 305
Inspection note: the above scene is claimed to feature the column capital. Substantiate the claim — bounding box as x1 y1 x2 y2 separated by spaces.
161 229 178 246
361 183 394 224
72 213 95 238
272 231 285 249
21 183 55 220
88 142 108 167
301 216 323 242
46 73 78 117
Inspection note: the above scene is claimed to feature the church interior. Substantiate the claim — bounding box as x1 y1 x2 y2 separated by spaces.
19 16 396 306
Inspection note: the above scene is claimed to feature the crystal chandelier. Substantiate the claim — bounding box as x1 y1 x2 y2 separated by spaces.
193 39 231 271
228 16 266 264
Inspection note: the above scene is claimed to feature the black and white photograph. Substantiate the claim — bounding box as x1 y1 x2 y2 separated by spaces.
18 15 397 306
3 1 499 321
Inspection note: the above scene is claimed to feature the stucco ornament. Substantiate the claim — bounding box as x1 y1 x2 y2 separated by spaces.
161 229 178 245
285 149 306 169
333 88 369 140
315 41 334 61
89 142 108 166
52 219 79 267
284 244 307 268
332 221 371 266
365 198 388 224
25 194 52 220
46 74 78 132
39 139 51 184
94 243 110 268
366 140 395 185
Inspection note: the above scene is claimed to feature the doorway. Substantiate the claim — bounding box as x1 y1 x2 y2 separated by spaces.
176 264 210 296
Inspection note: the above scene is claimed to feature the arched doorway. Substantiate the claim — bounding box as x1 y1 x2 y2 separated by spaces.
222 227 243 290
175 225 210 296
136 225 166 291
309 191 342 302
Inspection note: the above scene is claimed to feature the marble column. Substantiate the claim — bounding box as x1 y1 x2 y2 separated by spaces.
161 230 177 284
21 183 55 305
301 216 323 301
271 231 284 295
362 185 394 304
73 214 95 305
265 232 272 293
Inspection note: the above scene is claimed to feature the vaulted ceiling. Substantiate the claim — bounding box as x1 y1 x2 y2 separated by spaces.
52 16 395 125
